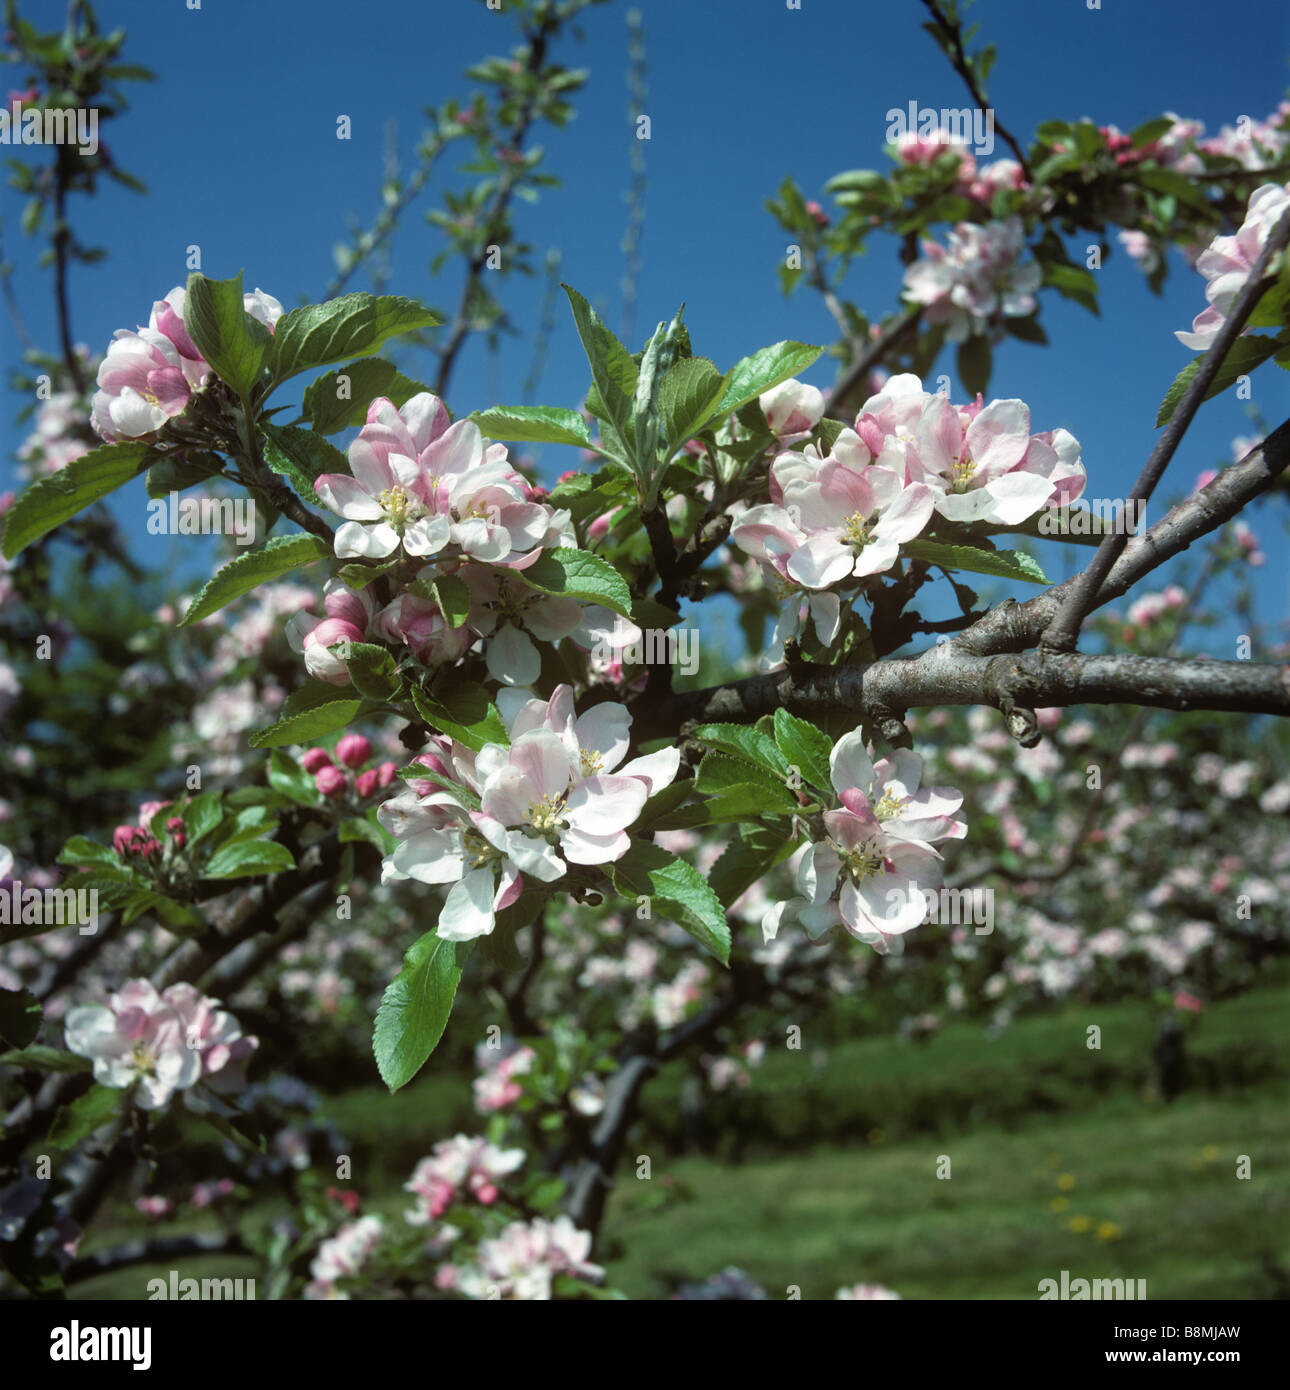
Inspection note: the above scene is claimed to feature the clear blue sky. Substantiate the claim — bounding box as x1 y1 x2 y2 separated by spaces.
3 0 1288 643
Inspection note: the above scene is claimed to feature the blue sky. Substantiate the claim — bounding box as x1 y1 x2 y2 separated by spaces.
3 0 1289 643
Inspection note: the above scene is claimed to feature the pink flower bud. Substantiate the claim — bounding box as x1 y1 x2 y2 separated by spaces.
323 584 373 631
315 766 347 797
113 825 140 855
588 510 615 540
336 734 372 769
301 617 364 684
301 747 333 774
138 800 172 828
166 817 186 833
355 769 378 798
377 761 398 788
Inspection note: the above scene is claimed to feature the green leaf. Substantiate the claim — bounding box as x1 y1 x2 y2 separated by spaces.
901 539 1050 584
412 683 507 752
693 752 799 810
269 293 443 384
1156 336 1283 427
609 842 730 965
562 285 638 467
520 547 632 618
1042 262 1100 316
184 271 269 397
709 824 799 910
250 699 363 748
691 722 790 777
659 356 726 454
471 405 591 448
339 815 396 852
408 573 471 628
956 336 992 397
145 449 222 498
266 747 320 805
1134 166 1212 215
824 169 887 195
180 533 330 626
302 358 433 434
56 836 120 870
203 839 296 879
344 641 399 700
712 341 825 417
0 988 41 1050
1 442 151 559
773 709 834 795
0 1045 92 1074
282 677 360 717
49 1084 122 1148
373 933 471 1092
260 422 347 504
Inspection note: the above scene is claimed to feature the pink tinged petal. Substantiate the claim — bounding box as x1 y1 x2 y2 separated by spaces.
913 395 961 475
314 474 385 520
565 775 648 836
510 730 572 801
502 830 566 882
873 483 934 543
109 387 167 437
786 533 855 589
393 828 466 884
568 699 627 759
400 392 451 453
402 514 452 556
851 537 901 578
934 489 997 524
480 767 539 827
874 749 924 801
616 746 680 792
824 806 881 849
346 436 399 497
966 398 1030 473
981 471 1055 524
145 367 191 412
856 871 928 935
830 730 875 799
427 418 485 476
798 841 840 904
333 520 400 559
486 624 541 686
559 826 631 864
438 869 499 941
494 864 522 912
525 595 583 642
452 518 513 563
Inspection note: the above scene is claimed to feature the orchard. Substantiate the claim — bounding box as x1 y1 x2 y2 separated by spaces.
2 0 1289 1333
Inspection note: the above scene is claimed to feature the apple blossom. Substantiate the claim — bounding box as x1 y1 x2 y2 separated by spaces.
403 1135 525 1223
456 1215 603 1300
759 377 825 441
1176 182 1290 350
762 733 967 954
375 591 473 666
64 980 256 1109
902 217 1041 342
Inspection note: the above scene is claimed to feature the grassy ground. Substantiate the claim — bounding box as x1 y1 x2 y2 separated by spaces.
66 978 1290 1299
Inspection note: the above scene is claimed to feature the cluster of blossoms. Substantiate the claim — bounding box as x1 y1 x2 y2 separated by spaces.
836 1283 902 1299
378 684 678 940
902 216 1041 341
304 1215 386 1300
473 1041 536 1112
894 126 1028 205
763 733 967 954
404 1135 525 1221
91 285 282 443
1176 182 1290 350
1197 102 1290 170
306 392 635 686
300 734 399 800
731 374 1084 666
64 979 257 1109
113 798 190 859
17 383 93 478
450 1215 604 1300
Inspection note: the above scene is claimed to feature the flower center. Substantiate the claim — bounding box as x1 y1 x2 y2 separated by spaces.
842 510 872 549
949 454 976 492
131 1041 158 1076
578 749 604 776
527 793 566 833
874 789 907 822
462 828 498 870
770 575 798 601
379 485 423 528
839 840 886 883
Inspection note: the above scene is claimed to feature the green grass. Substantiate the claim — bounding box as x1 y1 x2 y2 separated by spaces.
602 1081 1290 1299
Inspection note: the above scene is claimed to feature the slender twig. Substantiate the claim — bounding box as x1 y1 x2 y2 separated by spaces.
1042 204 1290 654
